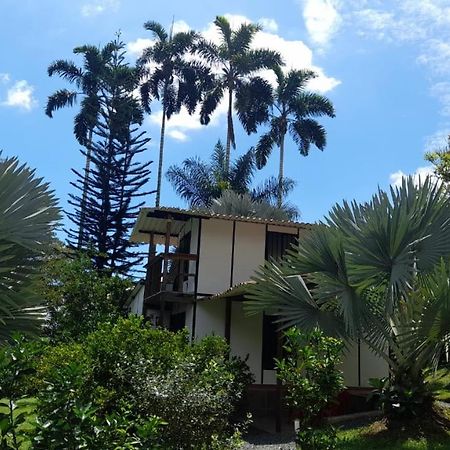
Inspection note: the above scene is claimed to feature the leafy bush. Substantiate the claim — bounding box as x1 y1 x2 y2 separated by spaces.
369 375 434 425
38 253 132 341
276 328 344 450
0 317 251 449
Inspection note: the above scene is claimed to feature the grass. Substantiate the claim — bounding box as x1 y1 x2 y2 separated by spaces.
427 366 450 402
336 420 450 450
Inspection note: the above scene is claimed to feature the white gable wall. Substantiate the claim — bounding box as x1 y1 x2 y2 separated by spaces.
232 221 266 285
197 219 233 295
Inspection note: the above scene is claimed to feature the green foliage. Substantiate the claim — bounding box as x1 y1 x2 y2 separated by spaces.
276 328 343 450
425 136 450 183
246 177 450 426
166 140 298 218
0 397 38 450
0 317 250 449
0 154 60 341
369 376 434 424
38 252 132 342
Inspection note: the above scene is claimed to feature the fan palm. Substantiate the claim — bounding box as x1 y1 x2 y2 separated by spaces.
0 154 60 341
46 42 117 247
246 177 450 424
253 68 335 206
197 16 282 170
138 21 209 207
166 140 297 217
210 190 297 221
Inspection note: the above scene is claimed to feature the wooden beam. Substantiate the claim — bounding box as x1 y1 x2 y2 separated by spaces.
225 298 232 344
144 232 155 303
160 218 172 327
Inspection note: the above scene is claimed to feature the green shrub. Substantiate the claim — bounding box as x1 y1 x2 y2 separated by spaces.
276 328 344 450
39 253 132 342
2 317 250 449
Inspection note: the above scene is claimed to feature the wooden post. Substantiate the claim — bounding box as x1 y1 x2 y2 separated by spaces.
160 218 172 327
144 232 155 306
225 298 232 344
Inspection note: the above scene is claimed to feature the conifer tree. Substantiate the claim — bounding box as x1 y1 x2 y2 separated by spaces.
67 38 151 275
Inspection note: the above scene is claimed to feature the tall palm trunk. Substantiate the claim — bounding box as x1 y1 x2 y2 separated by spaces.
155 103 167 208
277 132 286 208
225 86 233 172
77 128 93 248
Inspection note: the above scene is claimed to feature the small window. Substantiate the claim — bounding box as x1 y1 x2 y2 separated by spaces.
265 231 297 261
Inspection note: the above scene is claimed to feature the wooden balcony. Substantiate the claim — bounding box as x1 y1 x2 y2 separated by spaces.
144 252 198 303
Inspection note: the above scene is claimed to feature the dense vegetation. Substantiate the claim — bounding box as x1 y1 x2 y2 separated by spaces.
247 177 450 430
0 317 252 449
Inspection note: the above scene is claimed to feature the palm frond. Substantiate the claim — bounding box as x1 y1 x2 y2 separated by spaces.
143 20 168 41
289 118 327 156
45 89 78 118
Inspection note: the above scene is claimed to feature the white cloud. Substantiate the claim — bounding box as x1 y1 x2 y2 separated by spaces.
389 166 438 188
2 80 37 111
127 38 153 58
302 0 342 47
172 20 190 34
168 130 188 141
259 18 278 33
81 0 119 17
0 73 10 84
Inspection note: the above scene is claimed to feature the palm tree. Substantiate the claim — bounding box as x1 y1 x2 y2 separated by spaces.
253 67 335 206
246 177 450 426
138 21 209 207
166 140 297 217
0 154 60 341
197 16 282 170
210 190 297 221
46 42 117 247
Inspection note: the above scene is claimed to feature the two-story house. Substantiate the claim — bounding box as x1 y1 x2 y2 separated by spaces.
126 206 388 424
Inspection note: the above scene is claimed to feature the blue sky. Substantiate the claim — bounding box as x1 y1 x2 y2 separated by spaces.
1 0 448 225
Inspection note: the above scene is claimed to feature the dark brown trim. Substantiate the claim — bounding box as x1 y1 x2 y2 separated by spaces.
225 221 236 344
230 220 236 287
358 339 361 387
225 298 232 344
192 218 202 341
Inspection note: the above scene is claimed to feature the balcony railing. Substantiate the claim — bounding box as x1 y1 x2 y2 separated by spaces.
144 252 198 299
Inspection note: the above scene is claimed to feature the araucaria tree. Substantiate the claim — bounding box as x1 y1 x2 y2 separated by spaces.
46 43 112 247
67 39 151 275
254 68 335 206
198 16 282 170
247 177 450 427
138 21 208 207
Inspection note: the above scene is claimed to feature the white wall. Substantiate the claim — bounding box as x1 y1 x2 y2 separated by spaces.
230 302 263 383
232 222 266 285
340 341 389 388
360 342 389 386
197 219 233 295
194 299 226 339
129 284 144 315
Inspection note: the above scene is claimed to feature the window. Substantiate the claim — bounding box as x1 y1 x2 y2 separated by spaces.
265 231 297 261
262 314 278 370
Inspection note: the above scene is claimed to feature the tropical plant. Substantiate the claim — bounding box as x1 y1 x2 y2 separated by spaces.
38 253 132 342
138 20 209 207
246 177 450 427
210 190 298 220
426 135 450 183
166 140 296 210
46 41 116 247
276 328 344 450
66 38 151 275
253 68 335 206
0 154 60 340
197 16 282 170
